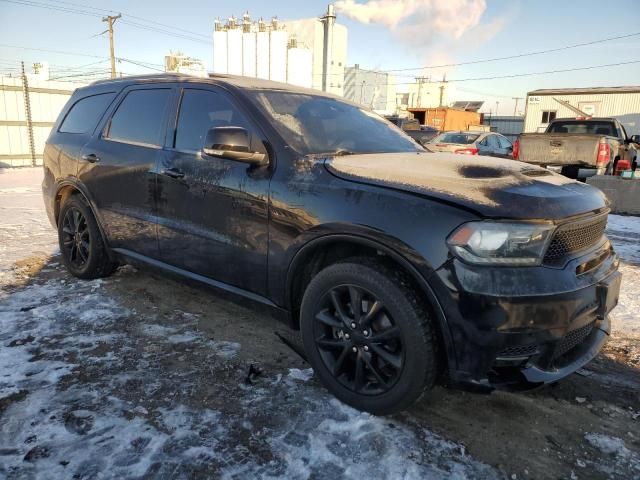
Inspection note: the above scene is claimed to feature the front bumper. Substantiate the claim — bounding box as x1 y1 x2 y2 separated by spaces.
431 242 621 390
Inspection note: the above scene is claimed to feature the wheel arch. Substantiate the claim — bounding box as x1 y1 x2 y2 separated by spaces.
55 180 113 260
285 233 455 373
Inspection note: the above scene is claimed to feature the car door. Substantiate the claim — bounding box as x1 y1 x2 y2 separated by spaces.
78 86 173 257
155 86 271 296
476 134 492 156
496 135 514 158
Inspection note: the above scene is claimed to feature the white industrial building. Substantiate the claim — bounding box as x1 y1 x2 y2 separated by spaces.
212 6 347 94
164 52 207 77
282 4 347 96
344 65 396 114
524 86 640 135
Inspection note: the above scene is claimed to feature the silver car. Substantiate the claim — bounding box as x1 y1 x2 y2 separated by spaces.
425 131 514 158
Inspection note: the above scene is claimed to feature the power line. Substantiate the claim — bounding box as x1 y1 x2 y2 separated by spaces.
383 31 640 72
1 0 210 44
0 43 165 68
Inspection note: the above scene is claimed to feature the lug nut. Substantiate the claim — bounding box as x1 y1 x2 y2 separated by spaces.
363 330 369 336
352 346 357 352
364 346 369 352
351 322 357 329
344 333 350 339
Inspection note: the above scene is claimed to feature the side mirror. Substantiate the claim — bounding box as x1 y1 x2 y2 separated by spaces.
203 127 267 166
630 134 640 145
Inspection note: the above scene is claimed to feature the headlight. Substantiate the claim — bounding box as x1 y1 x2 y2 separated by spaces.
447 222 555 266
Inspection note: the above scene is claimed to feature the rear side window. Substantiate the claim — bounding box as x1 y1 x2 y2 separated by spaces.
59 92 115 134
106 89 170 146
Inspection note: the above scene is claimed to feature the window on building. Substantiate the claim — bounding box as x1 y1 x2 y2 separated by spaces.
541 111 557 123
59 92 116 134
174 89 251 152
105 89 171 146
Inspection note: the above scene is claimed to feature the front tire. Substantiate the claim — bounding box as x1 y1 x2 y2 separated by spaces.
58 196 117 279
300 259 438 415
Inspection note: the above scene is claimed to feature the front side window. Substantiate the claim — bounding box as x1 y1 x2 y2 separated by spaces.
174 89 251 152
250 90 422 155
59 92 116 134
105 89 170 146
497 135 512 149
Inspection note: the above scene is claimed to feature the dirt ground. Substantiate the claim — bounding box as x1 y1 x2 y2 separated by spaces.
1 168 639 479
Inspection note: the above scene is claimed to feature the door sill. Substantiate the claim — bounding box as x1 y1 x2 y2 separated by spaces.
112 248 286 315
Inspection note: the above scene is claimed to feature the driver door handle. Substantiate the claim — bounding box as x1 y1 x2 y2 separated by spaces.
162 168 185 179
81 153 100 163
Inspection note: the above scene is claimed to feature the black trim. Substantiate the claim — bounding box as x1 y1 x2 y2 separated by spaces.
112 247 284 311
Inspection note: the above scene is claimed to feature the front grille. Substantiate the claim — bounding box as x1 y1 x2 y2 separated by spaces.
554 321 595 359
543 214 608 264
497 344 539 358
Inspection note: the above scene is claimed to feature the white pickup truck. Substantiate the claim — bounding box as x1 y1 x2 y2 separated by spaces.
514 118 639 179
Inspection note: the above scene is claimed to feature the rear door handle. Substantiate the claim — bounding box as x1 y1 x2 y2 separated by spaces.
162 168 185 179
81 153 100 163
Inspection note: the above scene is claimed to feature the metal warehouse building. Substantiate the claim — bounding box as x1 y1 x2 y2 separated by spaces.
523 86 640 135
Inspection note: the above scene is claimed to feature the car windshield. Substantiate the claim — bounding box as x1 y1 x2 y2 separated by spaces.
547 121 615 136
430 132 479 144
250 90 423 155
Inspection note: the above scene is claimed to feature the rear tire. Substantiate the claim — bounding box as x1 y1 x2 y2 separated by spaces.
58 195 117 279
300 258 438 415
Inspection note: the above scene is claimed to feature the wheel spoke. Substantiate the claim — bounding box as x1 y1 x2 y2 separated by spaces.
362 353 388 388
70 243 77 261
77 245 88 262
348 286 362 323
369 343 402 370
368 326 401 343
62 225 74 235
329 290 350 326
316 309 343 329
316 337 346 351
354 351 365 392
361 300 383 328
333 346 351 376
72 210 80 232
63 238 74 246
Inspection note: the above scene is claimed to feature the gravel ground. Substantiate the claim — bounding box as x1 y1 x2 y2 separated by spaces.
0 168 639 480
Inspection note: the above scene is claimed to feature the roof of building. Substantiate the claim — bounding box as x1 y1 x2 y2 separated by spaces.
528 86 640 96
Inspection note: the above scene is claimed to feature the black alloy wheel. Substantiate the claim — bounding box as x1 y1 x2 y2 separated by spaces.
57 195 117 279
300 259 438 415
313 284 403 395
61 207 90 269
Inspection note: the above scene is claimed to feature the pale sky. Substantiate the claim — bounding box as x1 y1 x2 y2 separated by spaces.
1 0 639 114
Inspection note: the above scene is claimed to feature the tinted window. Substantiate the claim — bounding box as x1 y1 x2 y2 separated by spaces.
106 89 170 146
251 91 421 155
542 111 557 123
431 132 479 145
175 89 250 151
59 93 116 134
547 121 616 136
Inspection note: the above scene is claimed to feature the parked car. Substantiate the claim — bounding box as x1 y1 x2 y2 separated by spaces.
514 117 638 179
384 115 439 146
425 131 514 158
43 74 621 415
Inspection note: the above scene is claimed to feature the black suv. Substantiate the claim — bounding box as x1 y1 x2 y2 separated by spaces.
43 74 621 414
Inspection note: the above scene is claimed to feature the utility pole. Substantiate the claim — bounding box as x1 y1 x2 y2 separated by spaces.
512 97 523 116
21 61 36 167
102 14 121 78
495 101 500 117
438 73 447 108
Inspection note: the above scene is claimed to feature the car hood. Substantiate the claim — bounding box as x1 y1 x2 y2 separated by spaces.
324 152 608 219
